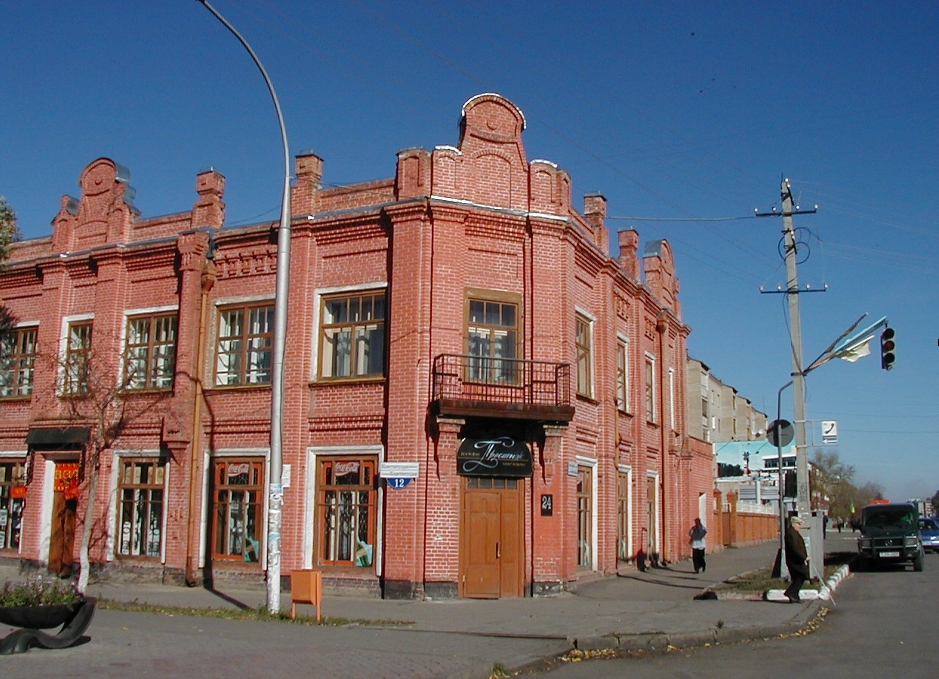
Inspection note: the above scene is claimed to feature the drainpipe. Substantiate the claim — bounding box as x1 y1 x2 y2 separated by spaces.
185 259 214 585
656 310 669 564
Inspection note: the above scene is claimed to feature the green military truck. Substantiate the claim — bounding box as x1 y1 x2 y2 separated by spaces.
857 502 925 572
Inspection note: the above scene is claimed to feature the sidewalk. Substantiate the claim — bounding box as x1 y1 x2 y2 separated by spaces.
1 540 835 679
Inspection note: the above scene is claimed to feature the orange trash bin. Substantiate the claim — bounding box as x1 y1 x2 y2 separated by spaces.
290 569 322 621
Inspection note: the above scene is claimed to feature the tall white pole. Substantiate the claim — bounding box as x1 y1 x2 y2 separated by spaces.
196 0 291 614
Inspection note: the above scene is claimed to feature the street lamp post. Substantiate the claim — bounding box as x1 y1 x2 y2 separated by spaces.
196 0 292 614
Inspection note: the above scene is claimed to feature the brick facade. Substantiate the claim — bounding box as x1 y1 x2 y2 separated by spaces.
0 94 711 597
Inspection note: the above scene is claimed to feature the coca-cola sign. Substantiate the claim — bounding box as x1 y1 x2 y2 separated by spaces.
457 436 532 478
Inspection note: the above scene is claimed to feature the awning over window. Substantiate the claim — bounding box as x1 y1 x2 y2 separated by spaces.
26 426 91 447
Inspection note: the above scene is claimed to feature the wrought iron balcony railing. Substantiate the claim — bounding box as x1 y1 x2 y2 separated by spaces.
431 354 574 422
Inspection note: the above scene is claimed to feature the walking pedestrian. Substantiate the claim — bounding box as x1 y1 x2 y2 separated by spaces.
783 515 809 603
689 518 707 574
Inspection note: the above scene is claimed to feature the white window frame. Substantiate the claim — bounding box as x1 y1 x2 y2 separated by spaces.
107 449 169 562
645 353 657 424
668 367 676 431
120 305 179 391
304 445 385 574
311 284 388 383
59 313 94 395
576 455 598 571
574 308 596 399
616 334 630 412
617 463 633 562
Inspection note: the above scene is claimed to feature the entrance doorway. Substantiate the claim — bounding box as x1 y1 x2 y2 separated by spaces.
460 478 524 598
646 474 659 563
49 461 80 577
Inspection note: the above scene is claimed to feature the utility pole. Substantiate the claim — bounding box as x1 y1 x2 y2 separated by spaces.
758 179 819 517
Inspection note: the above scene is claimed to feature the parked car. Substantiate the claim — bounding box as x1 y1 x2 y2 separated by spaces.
857 502 925 571
918 517 939 553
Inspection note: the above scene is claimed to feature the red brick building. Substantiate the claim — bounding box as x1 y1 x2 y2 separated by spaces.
0 94 712 597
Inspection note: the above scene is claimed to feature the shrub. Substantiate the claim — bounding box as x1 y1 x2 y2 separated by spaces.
0 578 82 608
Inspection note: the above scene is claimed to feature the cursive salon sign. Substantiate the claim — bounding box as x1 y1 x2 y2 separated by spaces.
457 436 533 477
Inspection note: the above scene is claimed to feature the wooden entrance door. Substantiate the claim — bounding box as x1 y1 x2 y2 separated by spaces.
49 461 80 577
461 478 524 598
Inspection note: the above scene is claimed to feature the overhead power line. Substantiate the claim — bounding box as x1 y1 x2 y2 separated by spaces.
609 215 757 222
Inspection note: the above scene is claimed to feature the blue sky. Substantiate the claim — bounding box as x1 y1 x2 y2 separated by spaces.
2 1 936 503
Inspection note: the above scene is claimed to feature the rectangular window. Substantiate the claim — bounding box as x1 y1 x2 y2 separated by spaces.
575 316 592 397
116 458 165 558
215 305 274 386
616 339 629 411
467 298 518 383
211 458 264 563
0 461 26 551
0 327 37 398
320 292 386 379
645 355 656 423
65 322 93 395
316 457 378 567
124 314 177 390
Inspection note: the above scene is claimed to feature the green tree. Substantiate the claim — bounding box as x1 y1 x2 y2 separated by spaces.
809 448 884 521
0 197 21 333
0 196 21 262
810 448 855 517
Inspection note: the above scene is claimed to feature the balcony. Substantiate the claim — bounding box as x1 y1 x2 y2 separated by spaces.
431 354 574 422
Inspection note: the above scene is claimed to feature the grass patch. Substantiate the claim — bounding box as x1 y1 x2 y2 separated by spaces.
96 598 413 627
709 552 852 593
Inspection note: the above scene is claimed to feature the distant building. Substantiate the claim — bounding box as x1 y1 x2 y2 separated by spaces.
686 358 767 444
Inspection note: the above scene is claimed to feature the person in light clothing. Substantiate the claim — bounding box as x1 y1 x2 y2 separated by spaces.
689 518 707 573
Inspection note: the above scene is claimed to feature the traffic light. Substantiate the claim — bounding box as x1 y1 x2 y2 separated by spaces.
880 327 896 370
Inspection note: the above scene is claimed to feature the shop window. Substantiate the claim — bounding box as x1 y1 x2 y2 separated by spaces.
124 314 177 390
319 292 386 379
215 305 274 386
466 298 518 383
0 327 37 398
116 458 165 558
64 321 92 395
0 461 26 551
211 459 264 563
316 457 377 567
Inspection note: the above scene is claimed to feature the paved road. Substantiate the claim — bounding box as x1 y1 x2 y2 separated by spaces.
1 607 569 679
0 539 829 679
536 544 939 678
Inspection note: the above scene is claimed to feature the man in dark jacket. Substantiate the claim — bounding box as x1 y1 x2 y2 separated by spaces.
784 515 809 603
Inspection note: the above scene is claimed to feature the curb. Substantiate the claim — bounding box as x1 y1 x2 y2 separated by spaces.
566 565 852 655
765 562 851 602
568 601 823 654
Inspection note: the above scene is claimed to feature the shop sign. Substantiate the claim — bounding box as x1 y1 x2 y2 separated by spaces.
334 460 360 478
227 462 251 478
54 462 81 497
380 462 419 490
457 436 532 477
9 486 27 500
